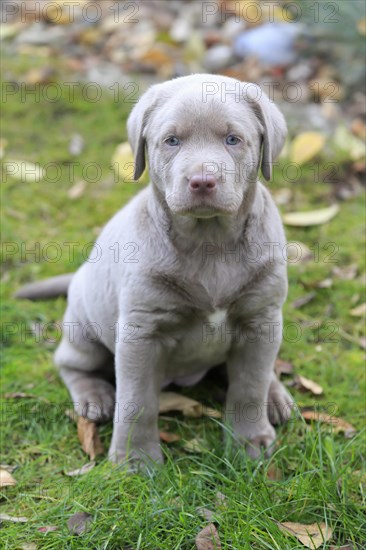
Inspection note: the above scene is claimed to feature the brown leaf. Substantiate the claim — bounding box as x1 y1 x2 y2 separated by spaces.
278 521 333 549
267 464 283 481
77 417 104 460
64 461 96 477
295 376 323 396
159 431 181 443
0 513 27 523
302 410 357 438
292 292 316 309
195 523 221 550
37 526 58 533
3 392 49 403
159 392 221 419
329 545 354 550
67 512 93 536
0 469 17 487
275 359 294 376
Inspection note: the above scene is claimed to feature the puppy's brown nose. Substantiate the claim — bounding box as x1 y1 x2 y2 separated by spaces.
189 174 217 194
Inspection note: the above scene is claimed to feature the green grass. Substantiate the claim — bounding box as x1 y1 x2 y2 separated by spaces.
1 81 365 549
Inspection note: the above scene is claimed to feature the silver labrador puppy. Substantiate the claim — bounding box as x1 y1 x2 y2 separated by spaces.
17 74 294 464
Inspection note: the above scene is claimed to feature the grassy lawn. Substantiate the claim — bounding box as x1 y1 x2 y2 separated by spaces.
1 82 365 549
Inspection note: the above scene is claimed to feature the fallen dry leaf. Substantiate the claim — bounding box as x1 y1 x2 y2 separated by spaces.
3 392 49 402
357 16 366 35
290 132 326 165
159 391 221 419
112 142 136 182
278 521 333 549
159 431 181 443
0 469 17 487
286 241 313 263
349 302 366 317
283 204 339 227
215 492 227 507
292 292 316 309
195 523 221 550
64 461 96 477
65 408 78 422
4 160 45 183
20 544 37 550
0 513 28 523
351 118 366 141
331 265 358 280
68 180 86 199
196 506 215 522
77 417 104 460
302 410 357 438
0 464 16 473
183 437 207 454
329 545 354 550
316 278 333 289
67 512 93 536
295 376 323 396
333 125 365 161
275 359 294 376
37 526 58 533
266 464 283 481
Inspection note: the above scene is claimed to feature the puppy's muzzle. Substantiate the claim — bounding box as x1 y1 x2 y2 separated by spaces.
189 174 217 195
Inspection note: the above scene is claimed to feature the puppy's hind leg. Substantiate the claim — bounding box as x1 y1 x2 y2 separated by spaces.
55 308 115 423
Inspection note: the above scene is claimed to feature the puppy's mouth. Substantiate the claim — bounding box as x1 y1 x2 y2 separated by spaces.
174 205 233 219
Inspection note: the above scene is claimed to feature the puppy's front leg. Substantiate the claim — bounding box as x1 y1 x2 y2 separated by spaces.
226 310 282 458
108 334 164 467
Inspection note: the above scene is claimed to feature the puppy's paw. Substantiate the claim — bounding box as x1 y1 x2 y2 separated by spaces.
245 427 276 459
73 379 116 422
234 421 276 459
108 442 163 470
267 377 294 425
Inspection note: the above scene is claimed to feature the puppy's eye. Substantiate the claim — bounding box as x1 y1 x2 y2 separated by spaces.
164 136 180 146
225 135 241 146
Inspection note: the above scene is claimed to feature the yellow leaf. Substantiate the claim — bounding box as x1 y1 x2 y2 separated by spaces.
333 126 366 161
357 17 366 35
290 132 326 165
112 142 136 182
278 521 333 549
283 204 339 226
350 302 366 317
4 160 45 183
159 391 221 419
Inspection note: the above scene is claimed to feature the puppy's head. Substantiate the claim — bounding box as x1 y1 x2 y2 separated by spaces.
128 74 287 218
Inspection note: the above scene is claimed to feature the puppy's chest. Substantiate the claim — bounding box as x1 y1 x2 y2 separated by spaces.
181 256 260 310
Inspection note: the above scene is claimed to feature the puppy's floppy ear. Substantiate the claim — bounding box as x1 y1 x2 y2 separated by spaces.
127 85 160 181
244 84 287 181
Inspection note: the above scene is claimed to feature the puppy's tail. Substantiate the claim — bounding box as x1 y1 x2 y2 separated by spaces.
14 273 74 300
